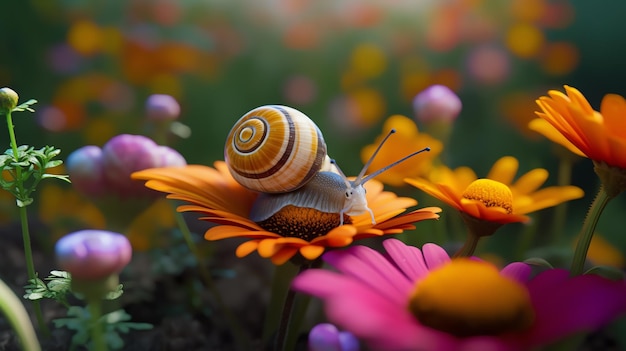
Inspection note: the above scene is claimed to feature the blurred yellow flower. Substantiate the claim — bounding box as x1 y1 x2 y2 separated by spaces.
406 156 584 226
361 115 443 186
38 184 106 239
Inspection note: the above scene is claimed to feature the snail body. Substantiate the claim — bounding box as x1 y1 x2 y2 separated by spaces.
225 105 430 226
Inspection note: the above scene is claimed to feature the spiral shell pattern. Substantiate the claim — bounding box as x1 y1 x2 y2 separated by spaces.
225 105 327 193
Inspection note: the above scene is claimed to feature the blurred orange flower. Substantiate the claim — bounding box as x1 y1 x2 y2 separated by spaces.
531 85 626 169
360 115 443 187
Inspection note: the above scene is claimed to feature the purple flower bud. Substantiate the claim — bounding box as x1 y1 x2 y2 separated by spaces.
309 323 360 351
101 134 186 197
156 146 187 167
66 145 108 197
0 87 19 114
145 94 180 121
55 230 132 280
412 85 462 124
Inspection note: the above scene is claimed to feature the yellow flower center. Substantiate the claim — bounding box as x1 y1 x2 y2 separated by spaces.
461 179 513 214
408 259 534 337
257 205 351 241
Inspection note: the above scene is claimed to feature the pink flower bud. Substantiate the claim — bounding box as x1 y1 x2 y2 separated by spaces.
145 94 180 121
156 146 187 167
101 134 186 197
55 230 132 280
66 146 107 197
309 323 360 351
412 85 462 124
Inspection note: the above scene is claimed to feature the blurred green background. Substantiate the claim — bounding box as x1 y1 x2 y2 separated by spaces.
1 0 626 259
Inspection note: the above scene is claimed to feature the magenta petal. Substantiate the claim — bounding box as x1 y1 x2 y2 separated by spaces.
293 270 457 351
422 243 451 269
527 269 626 345
323 247 412 305
383 238 431 281
500 262 532 283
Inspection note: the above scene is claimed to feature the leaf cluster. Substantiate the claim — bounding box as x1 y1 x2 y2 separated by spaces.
0 145 70 207
53 307 153 350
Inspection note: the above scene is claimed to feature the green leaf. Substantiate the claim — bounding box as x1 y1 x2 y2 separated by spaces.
45 160 63 168
16 197 33 207
41 174 71 183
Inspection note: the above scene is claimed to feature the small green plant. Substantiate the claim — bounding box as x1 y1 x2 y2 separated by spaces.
53 306 153 350
1 87 71 336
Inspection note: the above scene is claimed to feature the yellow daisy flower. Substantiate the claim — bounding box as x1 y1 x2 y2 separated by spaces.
406 156 583 232
132 162 441 265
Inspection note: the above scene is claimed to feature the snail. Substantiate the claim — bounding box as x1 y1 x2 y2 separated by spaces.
225 105 430 226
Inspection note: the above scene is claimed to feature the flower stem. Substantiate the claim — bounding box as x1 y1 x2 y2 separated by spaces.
6 110 49 336
570 186 611 276
172 207 249 351
275 263 312 351
550 151 574 244
453 233 480 258
0 278 41 351
87 299 106 351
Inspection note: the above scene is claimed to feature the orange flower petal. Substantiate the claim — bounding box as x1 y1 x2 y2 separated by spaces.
299 245 325 260
236 240 260 257
205 226 280 240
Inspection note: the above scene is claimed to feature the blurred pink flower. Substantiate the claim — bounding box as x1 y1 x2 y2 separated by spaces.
309 323 360 351
55 230 132 280
145 94 181 121
67 134 186 199
412 84 462 124
293 239 626 351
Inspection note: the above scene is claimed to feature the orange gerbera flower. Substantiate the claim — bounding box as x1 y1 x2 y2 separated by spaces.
531 85 626 169
132 162 441 265
406 156 583 233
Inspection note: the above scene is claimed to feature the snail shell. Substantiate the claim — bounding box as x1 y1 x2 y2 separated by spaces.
225 105 328 193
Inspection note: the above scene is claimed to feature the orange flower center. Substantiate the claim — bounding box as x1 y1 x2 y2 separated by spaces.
408 259 534 337
461 179 513 214
257 205 351 241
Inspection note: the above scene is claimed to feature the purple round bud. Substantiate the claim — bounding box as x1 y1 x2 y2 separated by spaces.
66 145 107 197
145 94 180 121
156 146 187 167
0 87 19 114
412 84 462 124
308 323 360 351
101 134 164 197
55 230 132 280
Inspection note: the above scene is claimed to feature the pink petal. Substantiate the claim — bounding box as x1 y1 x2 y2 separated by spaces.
500 262 532 283
422 243 452 269
383 238 431 281
292 270 457 351
323 247 412 305
526 269 626 345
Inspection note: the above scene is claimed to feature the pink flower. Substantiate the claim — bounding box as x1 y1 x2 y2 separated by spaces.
67 134 186 199
412 85 462 124
66 145 107 197
292 239 626 351
55 230 132 280
309 323 360 351
145 94 180 121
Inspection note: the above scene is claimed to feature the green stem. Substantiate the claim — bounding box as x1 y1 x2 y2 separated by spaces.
6 110 49 336
87 299 106 351
550 153 574 244
172 207 249 351
275 263 312 351
570 186 611 276
453 233 480 258
0 278 41 351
